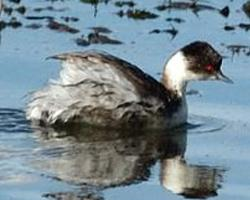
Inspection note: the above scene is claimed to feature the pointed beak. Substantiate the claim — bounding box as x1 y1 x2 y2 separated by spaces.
216 70 233 84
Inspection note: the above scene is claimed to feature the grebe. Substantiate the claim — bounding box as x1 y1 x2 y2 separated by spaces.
26 41 232 129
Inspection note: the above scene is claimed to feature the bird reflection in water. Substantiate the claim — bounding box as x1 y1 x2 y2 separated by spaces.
161 157 223 198
31 124 224 200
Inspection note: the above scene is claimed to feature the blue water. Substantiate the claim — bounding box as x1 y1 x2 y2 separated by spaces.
0 0 250 199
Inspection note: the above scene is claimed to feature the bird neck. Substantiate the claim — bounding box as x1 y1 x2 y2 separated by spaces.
161 51 188 97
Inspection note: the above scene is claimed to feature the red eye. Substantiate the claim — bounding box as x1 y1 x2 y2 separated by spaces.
205 64 214 73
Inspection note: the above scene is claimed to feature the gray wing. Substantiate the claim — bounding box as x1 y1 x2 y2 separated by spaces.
26 50 174 125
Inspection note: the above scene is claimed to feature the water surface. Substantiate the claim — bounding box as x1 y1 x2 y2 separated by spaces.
0 0 250 199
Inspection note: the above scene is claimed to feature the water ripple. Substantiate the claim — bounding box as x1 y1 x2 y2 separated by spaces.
0 108 32 133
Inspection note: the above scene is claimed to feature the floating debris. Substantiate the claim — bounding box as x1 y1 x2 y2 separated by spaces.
238 23 250 31
149 26 178 39
89 26 112 33
126 9 158 19
220 6 230 17
114 1 136 8
33 6 67 12
47 20 79 34
25 16 54 21
224 44 250 56
75 32 122 46
117 9 158 20
75 36 90 46
155 2 229 17
15 5 26 14
8 0 21 4
166 17 185 23
0 4 27 15
0 21 7 31
61 16 79 22
224 25 235 31
223 23 250 32
88 32 122 44
45 0 67 2
80 0 110 16
25 23 43 30
80 0 102 4
243 1 250 18
0 17 22 31
2 5 13 15
155 4 169 12
149 29 161 34
8 17 22 28
0 2 26 15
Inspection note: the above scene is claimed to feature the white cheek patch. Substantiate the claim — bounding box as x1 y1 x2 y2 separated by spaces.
163 51 214 95
163 51 190 94
164 52 188 82
185 71 205 81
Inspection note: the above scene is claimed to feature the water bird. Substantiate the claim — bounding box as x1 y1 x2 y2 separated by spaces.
26 41 232 129
155 1 230 17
